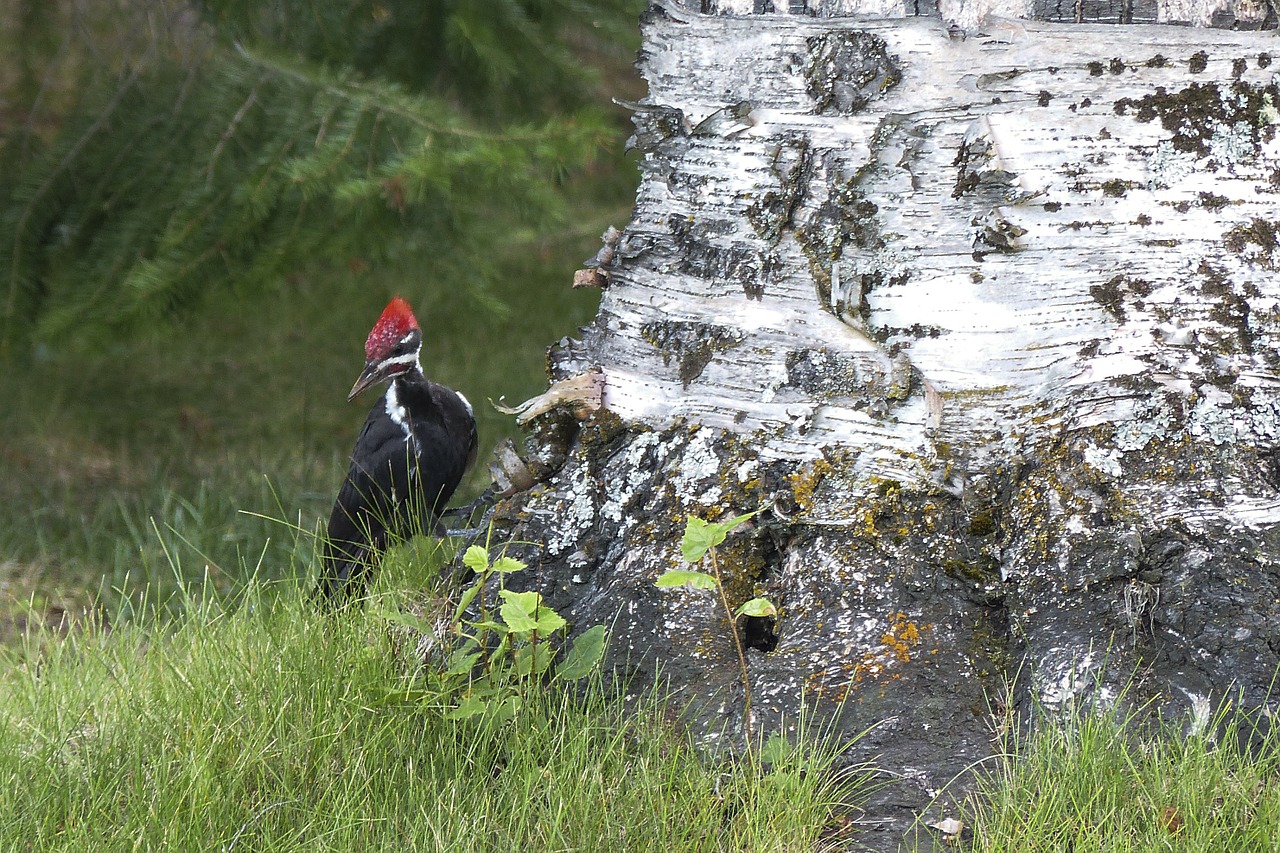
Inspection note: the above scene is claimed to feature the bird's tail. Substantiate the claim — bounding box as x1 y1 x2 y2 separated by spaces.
314 539 370 606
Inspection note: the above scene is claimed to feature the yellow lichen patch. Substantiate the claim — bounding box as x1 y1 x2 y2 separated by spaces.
713 536 769 606
854 476 904 538
787 457 833 513
880 611 923 662
805 612 933 701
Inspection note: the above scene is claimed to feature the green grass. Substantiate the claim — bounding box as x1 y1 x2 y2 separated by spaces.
953 697 1280 852
0 208 617 622
0 571 863 852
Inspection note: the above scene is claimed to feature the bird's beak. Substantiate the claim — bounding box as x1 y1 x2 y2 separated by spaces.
347 361 390 401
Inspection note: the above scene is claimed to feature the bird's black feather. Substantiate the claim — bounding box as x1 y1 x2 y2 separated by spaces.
318 371 476 602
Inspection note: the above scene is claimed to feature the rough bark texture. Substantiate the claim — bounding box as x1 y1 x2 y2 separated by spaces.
489 2 1280 847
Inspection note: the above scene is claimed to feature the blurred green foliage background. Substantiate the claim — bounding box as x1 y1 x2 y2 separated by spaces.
0 0 644 629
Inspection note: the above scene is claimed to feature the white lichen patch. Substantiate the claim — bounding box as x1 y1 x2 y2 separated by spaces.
1114 402 1174 451
1064 514 1090 536
760 358 790 404
1146 139 1197 189
1188 390 1252 445
671 429 725 505
1260 93 1280 127
1207 121 1256 167
599 431 667 525
1083 443 1124 478
1183 690 1213 739
547 464 597 557
1246 390 1280 441
1035 648 1101 711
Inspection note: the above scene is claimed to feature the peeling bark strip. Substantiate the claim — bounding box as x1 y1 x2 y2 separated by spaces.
491 6 1280 848
698 0 1276 28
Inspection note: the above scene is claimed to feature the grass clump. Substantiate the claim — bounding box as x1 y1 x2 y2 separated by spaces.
0 574 865 852
958 697 1280 852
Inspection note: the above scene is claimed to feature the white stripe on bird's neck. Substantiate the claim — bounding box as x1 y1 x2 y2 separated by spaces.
384 376 415 440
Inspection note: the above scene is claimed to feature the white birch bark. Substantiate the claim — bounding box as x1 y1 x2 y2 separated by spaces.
494 1 1280 843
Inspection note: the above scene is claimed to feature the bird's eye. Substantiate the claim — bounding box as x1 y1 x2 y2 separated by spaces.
394 330 420 353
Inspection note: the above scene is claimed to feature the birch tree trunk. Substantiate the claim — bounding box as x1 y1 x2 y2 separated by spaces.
491 0 1280 842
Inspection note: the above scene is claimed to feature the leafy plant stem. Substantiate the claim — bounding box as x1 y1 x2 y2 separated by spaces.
709 546 754 745
657 511 770 749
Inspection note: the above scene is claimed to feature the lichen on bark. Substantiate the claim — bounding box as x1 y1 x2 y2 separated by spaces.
479 5 1280 849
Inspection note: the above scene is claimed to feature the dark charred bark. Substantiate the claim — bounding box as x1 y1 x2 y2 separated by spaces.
484 3 1280 847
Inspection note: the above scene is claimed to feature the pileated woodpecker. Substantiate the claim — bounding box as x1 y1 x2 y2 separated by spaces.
317 297 477 601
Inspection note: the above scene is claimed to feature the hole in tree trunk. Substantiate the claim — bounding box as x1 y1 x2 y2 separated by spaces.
740 615 778 653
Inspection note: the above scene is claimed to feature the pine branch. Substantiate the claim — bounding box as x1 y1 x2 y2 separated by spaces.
0 0 639 358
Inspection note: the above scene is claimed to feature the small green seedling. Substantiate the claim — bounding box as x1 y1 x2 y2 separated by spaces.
656 510 775 743
378 543 606 724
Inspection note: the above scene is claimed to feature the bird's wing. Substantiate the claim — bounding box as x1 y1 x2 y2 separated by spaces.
324 406 418 558
320 383 475 598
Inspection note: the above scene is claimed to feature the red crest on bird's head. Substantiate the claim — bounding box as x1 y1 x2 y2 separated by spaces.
364 297 420 362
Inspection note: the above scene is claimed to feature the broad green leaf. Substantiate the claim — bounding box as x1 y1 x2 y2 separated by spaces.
374 607 434 634
468 679 502 700
713 510 760 538
490 694 523 726
467 620 509 635
499 590 543 633
512 644 535 677
490 556 526 574
513 643 556 677
681 510 759 563
452 582 482 624
555 625 607 681
655 570 718 591
498 590 566 635
680 516 718 563
735 597 777 618
760 732 793 766
532 609 567 635
463 545 490 574
498 589 541 608
533 647 556 676
445 649 482 676
447 695 489 720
